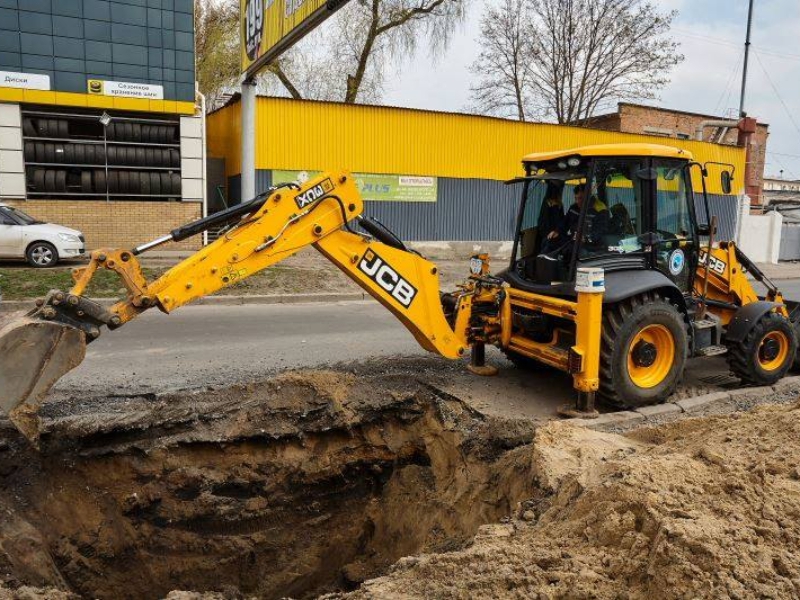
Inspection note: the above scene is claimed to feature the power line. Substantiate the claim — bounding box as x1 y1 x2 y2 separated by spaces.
752 50 800 138
672 28 800 62
769 151 800 160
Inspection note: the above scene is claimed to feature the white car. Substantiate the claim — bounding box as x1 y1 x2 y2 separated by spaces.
0 203 85 267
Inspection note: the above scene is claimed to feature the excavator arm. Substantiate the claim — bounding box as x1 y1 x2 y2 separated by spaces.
0 171 484 441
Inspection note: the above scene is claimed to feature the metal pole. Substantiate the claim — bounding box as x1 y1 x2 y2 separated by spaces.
739 0 755 117
240 78 257 204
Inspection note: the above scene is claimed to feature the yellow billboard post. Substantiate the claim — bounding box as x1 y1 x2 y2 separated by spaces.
241 0 351 78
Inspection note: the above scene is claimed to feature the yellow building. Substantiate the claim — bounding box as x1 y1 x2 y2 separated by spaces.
208 96 745 241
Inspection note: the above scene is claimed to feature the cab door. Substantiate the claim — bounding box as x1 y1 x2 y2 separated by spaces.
0 207 22 257
652 161 697 293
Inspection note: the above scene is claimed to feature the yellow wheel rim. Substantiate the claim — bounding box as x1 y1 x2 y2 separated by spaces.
758 331 790 372
627 324 675 389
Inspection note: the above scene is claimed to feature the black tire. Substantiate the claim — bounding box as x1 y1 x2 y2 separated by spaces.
727 312 796 386
22 118 36 137
75 143 85 164
34 142 45 163
57 120 68 138
94 169 107 193
54 143 65 163
142 124 152 143
132 123 142 142
108 170 119 194
26 241 58 268
160 172 170 195
32 168 46 191
64 143 74 163
151 171 161 195
171 173 181 195
119 170 131 194
55 170 67 192
107 122 117 141
108 145 117 165
44 142 55 163
24 141 35 162
95 144 106 164
81 171 92 193
44 170 56 192
35 119 48 137
170 148 180 167
141 171 151 195
136 147 145 166
599 293 689 408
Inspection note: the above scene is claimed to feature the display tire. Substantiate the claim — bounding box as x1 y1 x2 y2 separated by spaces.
32 168 46 191
94 169 107 193
22 118 36 137
24 142 35 162
44 170 56 192
55 170 67 192
151 171 161 195
44 143 55 163
108 170 119 194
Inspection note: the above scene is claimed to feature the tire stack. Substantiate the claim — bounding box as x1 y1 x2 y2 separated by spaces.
105 122 181 198
22 112 182 200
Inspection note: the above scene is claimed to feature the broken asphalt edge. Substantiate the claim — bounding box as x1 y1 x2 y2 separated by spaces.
0 292 369 313
569 375 800 430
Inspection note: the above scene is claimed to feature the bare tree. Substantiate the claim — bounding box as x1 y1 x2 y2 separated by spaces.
468 0 536 122
261 0 469 104
470 0 683 124
194 0 240 108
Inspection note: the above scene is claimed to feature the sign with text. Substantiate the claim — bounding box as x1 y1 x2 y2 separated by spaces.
87 80 164 100
241 0 352 77
274 170 438 203
0 71 51 90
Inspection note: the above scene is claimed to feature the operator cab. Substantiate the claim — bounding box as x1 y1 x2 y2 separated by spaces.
507 144 702 298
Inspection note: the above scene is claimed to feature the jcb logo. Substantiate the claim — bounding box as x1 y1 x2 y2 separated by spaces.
358 250 418 308
295 178 334 209
699 250 726 276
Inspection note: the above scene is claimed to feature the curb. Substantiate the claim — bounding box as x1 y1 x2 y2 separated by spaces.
0 293 369 313
571 376 800 430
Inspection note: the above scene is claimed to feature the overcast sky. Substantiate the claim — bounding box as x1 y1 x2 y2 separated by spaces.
381 0 800 179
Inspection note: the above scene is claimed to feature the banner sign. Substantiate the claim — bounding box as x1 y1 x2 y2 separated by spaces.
241 0 352 77
0 71 50 91
87 80 164 100
273 170 438 203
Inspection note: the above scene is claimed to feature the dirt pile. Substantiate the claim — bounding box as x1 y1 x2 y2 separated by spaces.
0 361 536 600
338 401 800 600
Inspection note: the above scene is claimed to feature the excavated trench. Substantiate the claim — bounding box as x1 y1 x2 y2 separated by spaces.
0 362 537 600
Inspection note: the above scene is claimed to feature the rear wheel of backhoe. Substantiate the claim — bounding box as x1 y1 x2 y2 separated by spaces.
599 294 688 407
727 312 796 386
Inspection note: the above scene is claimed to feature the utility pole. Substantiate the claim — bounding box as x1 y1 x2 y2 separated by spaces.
739 0 755 117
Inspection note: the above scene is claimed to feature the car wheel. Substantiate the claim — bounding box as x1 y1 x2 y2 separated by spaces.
27 242 59 268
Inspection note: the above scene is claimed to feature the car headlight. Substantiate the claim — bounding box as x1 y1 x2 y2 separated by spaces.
58 233 81 242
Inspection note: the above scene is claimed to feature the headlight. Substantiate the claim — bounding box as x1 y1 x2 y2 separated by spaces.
58 233 81 242
469 257 484 275
567 157 581 167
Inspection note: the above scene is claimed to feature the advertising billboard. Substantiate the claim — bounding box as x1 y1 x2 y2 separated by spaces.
241 0 351 78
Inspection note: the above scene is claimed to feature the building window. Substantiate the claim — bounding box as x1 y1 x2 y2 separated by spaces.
21 106 182 201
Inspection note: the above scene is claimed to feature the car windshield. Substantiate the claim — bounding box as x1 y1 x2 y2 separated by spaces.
4 206 42 225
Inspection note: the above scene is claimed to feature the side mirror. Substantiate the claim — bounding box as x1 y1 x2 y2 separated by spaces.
721 170 733 194
697 223 717 236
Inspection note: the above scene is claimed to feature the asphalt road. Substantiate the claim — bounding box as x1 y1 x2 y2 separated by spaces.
56 301 428 394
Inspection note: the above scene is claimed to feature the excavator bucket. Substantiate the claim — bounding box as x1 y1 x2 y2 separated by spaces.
0 312 86 442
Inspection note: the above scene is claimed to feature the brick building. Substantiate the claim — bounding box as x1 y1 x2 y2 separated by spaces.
584 103 769 204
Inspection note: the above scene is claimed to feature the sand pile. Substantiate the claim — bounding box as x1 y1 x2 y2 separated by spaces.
339 401 800 600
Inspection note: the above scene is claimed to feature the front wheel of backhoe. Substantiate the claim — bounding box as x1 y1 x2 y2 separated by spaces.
728 312 796 386
599 294 689 408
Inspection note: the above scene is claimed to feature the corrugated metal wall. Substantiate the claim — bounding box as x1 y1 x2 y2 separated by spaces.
207 96 747 196
226 169 739 242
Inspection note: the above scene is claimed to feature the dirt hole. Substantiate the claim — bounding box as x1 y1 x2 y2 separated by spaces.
0 363 537 599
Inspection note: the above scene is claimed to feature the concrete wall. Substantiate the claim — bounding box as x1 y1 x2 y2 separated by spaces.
737 207 782 264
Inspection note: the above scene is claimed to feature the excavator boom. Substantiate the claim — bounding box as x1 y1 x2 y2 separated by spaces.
0 171 478 442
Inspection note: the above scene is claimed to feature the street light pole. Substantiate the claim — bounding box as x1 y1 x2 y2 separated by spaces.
739 0 755 117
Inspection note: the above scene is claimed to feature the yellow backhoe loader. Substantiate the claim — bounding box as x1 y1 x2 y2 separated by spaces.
2 143 798 442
